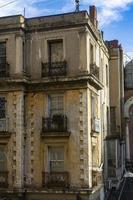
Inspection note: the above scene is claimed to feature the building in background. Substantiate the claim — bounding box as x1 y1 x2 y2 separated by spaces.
105 40 125 190
124 60 133 167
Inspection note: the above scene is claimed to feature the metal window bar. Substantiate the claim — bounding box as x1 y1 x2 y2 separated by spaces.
42 171 69 188
42 61 66 77
42 115 67 132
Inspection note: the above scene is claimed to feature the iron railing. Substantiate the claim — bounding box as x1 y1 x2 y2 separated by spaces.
42 61 67 77
90 63 99 79
0 171 8 187
42 115 68 133
0 63 10 78
42 171 69 188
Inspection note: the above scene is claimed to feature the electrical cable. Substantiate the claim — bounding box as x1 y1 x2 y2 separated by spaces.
0 0 17 9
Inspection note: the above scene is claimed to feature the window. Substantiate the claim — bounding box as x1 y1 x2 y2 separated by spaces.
107 140 116 177
106 65 109 86
129 105 133 117
0 97 6 119
48 40 63 63
49 94 64 117
90 43 94 64
23 41 26 72
0 147 7 172
110 107 116 134
0 42 6 75
42 39 66 77
125 63 133 88
91 95 99 132
49 147 64 172
42 94 66 132
91 94 98 119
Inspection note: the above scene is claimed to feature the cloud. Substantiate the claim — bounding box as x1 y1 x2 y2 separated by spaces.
80 0 133 26
0 0 133 26
0 0 55 17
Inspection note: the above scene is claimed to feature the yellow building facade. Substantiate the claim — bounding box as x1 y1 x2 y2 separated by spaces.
0 7 109 200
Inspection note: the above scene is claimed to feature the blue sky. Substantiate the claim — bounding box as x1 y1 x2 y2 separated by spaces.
0 0 133 58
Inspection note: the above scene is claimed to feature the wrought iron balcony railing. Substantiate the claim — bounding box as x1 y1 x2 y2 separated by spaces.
0 63 10 78
0 171 8 187
42 171 69 188
42 114 68 133
90 63 99 79
42 61 67 77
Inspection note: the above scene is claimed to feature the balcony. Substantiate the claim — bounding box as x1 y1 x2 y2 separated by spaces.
0 171 8 188
42 61 66 77
90 63 99 79
41 114 70 137
0 63 10 78
0 118 10 137
42 171 69 188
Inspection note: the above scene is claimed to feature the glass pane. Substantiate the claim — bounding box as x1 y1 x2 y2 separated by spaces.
0 97 5 119
50 40 63 62
0 148 6 171
0 42 6 68
0 42 6 56
50 161 64 172
107 141 116 167
50 95 63 116
50 147 64 160
49 147 64 172
90 43 94 64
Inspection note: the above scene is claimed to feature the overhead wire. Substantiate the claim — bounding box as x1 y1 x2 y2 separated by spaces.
0 0 17 9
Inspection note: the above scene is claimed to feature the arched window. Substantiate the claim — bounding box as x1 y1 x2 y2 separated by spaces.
129 105 133 117
0 147 7 172
125 60 133 88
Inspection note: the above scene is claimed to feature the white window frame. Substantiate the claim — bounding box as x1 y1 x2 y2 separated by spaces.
47 93 65 117
48 146 65 172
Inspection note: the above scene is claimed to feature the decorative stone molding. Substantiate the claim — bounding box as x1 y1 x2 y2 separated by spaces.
124 96 133 118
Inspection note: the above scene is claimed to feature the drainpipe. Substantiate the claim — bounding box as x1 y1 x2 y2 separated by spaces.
125 118 130 160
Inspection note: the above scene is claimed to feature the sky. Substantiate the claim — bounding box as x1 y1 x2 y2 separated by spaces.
0 0 133 60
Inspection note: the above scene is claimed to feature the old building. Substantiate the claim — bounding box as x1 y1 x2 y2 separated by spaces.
124 60 133 166
0 7 109 200
105 40 125 190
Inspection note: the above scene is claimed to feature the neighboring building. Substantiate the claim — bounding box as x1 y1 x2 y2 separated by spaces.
0 7 109 200
105 40 125 189
124 60 133 165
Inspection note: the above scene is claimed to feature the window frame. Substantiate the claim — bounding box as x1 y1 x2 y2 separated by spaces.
48 39 64 64
90 42 94 65
48 146 65 172
0 145 7 172
0 41 6 71
0 96 6 119
48 93 64 117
